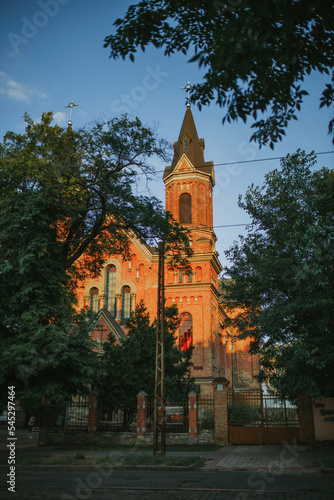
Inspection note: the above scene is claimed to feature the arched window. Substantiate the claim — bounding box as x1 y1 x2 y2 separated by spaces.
179 312 193 351
167 267 174 283
184 139 189 154
122 286 131 320
179 193 192 224
106 265 116 316
90 287 99 313
195 266 202 282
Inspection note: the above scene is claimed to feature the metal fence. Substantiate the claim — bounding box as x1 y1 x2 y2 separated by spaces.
198 397 214 430
66 399 90 430
227 392 298 428
39 398 90 432
97 408 136 432
227 392 299 444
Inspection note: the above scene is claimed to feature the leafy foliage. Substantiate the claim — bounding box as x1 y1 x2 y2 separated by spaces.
221 151 334 399
0 186 100 410
105 0 334 147
0 112 191 410
97 301 194 416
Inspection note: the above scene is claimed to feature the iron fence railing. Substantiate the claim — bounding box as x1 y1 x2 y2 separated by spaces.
198 397 214 430
39 398 90 432
66 400 90 430
97 408 136 432
227 392 298 428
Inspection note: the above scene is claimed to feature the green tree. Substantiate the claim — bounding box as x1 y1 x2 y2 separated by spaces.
0 112 191 410
221 150 334 399
105 0 334 148
97 301 194 422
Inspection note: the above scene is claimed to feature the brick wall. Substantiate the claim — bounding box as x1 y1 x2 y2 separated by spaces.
213 377 229 445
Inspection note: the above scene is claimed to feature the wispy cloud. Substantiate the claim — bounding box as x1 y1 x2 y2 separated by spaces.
52 111 67 125
0 72 47 101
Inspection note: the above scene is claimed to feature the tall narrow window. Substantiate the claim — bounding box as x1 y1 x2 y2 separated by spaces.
106 265 116 316
184 139 188 154
122 286 131 320
195 266 202 282
90 288 99 313
179 312 193 351
179 193 192 223
167 267 174 283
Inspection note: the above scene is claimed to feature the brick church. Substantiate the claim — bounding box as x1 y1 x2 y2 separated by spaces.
76 105 260 396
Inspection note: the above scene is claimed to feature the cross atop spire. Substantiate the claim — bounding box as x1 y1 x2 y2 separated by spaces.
65 99 79 127
181 81 194 108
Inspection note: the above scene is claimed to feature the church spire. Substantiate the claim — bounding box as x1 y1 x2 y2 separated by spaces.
163 106 214 183
163 100 215 234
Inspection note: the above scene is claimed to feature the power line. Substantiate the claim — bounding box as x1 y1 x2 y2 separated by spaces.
153 150 334 173
214 224 248 228
209 150 334 169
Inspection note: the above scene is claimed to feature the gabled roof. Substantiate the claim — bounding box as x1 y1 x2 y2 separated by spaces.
91 308 127 343
163 107 214 181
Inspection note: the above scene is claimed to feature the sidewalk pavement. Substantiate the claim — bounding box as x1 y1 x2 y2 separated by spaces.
1 429 333 473
203 444 333 472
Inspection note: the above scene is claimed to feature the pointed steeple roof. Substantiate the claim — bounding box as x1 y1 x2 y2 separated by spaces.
163 107 214 182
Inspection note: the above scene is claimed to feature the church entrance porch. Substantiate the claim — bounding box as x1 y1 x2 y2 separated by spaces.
227 392 300 445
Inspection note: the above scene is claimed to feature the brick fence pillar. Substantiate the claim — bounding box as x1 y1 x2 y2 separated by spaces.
297 393 315 443
188 390 198 444
137 391 148 443
88 394 98 435
213 377 229 446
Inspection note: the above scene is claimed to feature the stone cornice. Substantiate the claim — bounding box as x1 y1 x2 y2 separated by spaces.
127 229 156 263
191 226 218 243
175 251 222 275
165 281 220 298
164 153 214 186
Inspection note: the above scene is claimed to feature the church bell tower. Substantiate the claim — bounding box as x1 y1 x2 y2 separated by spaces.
163 101 223 393
163 106 216 255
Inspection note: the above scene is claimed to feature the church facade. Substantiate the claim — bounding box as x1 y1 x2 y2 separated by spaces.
76 107 260 396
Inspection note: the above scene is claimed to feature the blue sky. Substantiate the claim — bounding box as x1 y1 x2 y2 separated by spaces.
1 0 333 266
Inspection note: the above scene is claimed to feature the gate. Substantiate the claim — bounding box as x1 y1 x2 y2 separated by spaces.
228 392 299 445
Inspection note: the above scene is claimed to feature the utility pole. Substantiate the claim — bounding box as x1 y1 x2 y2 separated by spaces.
153 242 166 455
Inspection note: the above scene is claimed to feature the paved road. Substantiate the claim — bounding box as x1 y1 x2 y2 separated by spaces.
1 469 333 499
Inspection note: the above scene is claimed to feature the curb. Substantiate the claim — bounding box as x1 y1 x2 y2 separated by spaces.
321 467 334 475
1 464 333 473
0 464 195 472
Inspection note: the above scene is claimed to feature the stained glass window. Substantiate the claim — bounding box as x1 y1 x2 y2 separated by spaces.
90 287 99 313
179 312 193 351
106 265 116 316
122 286 131 320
